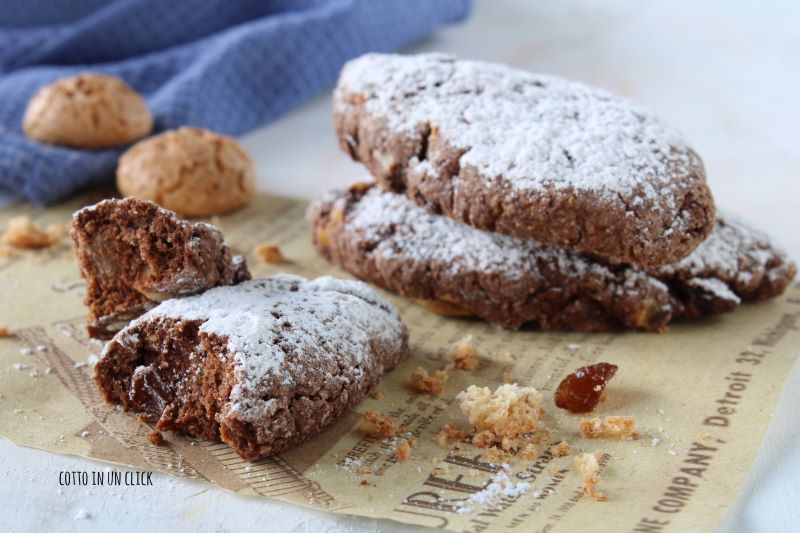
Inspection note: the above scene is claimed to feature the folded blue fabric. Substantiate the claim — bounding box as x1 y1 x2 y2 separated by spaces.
0 0 471 204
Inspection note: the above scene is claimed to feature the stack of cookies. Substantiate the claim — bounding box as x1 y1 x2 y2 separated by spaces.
310 53 796 332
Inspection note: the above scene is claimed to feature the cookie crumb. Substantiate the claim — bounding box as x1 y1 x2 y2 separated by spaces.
447 335 479 370
502 372 515 384
394 438 413 461
370 391 384 400
1 216 65 249
456 466 531 513
433 424 469 449
254 243 288 264
482 446 509 463
432 465 451 476
360 479 369 486
360 411 401 438
575 452 607 501
471 430 496 449
519 443 539 461
548 441 572 457
457 383 543 441
409 366 448 396
0 324 9 338
580 416 639 440
147 431 165 446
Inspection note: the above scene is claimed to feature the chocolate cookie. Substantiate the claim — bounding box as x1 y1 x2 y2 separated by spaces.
23 73 152 148
72 197 250 339
94 275 409 461
116 127 257 217
333 53 715 267
310 184 795 332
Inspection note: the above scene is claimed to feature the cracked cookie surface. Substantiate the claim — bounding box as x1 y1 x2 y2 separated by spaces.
23 73 152 148
334 53 715 267
94 275 409 461
117 127 256 217
309 184 795 332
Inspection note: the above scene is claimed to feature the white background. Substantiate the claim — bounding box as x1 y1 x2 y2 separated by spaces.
2 1 799 531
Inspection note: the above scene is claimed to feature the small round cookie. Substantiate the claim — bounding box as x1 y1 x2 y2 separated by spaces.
117 127 257 217
23 73 152 148
334 53 716 267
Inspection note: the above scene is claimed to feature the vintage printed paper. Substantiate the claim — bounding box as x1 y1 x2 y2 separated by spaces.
1 193 798 532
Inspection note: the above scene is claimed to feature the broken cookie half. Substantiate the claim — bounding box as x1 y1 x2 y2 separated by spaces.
94 275 409 461
72 197 250 339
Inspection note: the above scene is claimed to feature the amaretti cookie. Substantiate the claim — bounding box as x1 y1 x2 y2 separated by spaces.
72 197 250 339
334 53 715 267
309 184 795 332
23 73 152 148
116 127 257 217
94 275 409 461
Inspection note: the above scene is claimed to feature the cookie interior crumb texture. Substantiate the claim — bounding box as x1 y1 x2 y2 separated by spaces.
254 243 288 264
580 416 639 440
334 53 715 267
457 383 543 439
72 197 250 338
116 127 257 217
409 366 448 396
23 73 152 148
94 275 409 461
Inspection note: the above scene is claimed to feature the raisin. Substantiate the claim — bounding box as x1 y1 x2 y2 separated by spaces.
554 362 618 413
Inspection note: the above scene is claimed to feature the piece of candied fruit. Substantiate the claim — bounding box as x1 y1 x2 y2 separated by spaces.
554 362 618 413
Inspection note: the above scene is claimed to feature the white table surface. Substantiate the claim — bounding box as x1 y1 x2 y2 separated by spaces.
2 1 799 531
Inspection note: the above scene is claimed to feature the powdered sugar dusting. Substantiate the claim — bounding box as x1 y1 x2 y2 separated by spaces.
686 278 740 303
114 275 406 422
337 53 703 214
456 465 532 514
332 187 792 306
341 187 661 287
656 212 782 282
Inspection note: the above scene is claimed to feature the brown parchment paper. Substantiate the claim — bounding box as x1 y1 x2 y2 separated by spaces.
1 192 799 532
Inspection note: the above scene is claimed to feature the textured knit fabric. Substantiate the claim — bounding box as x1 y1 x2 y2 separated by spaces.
0 0 471 204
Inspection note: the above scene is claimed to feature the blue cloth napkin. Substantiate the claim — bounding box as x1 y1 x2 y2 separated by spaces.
0 0 471 204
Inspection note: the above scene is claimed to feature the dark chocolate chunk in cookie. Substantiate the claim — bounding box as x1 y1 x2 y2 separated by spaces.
72 197 250 339
94 275 409 461
334 53 715 267
309 184 795 332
